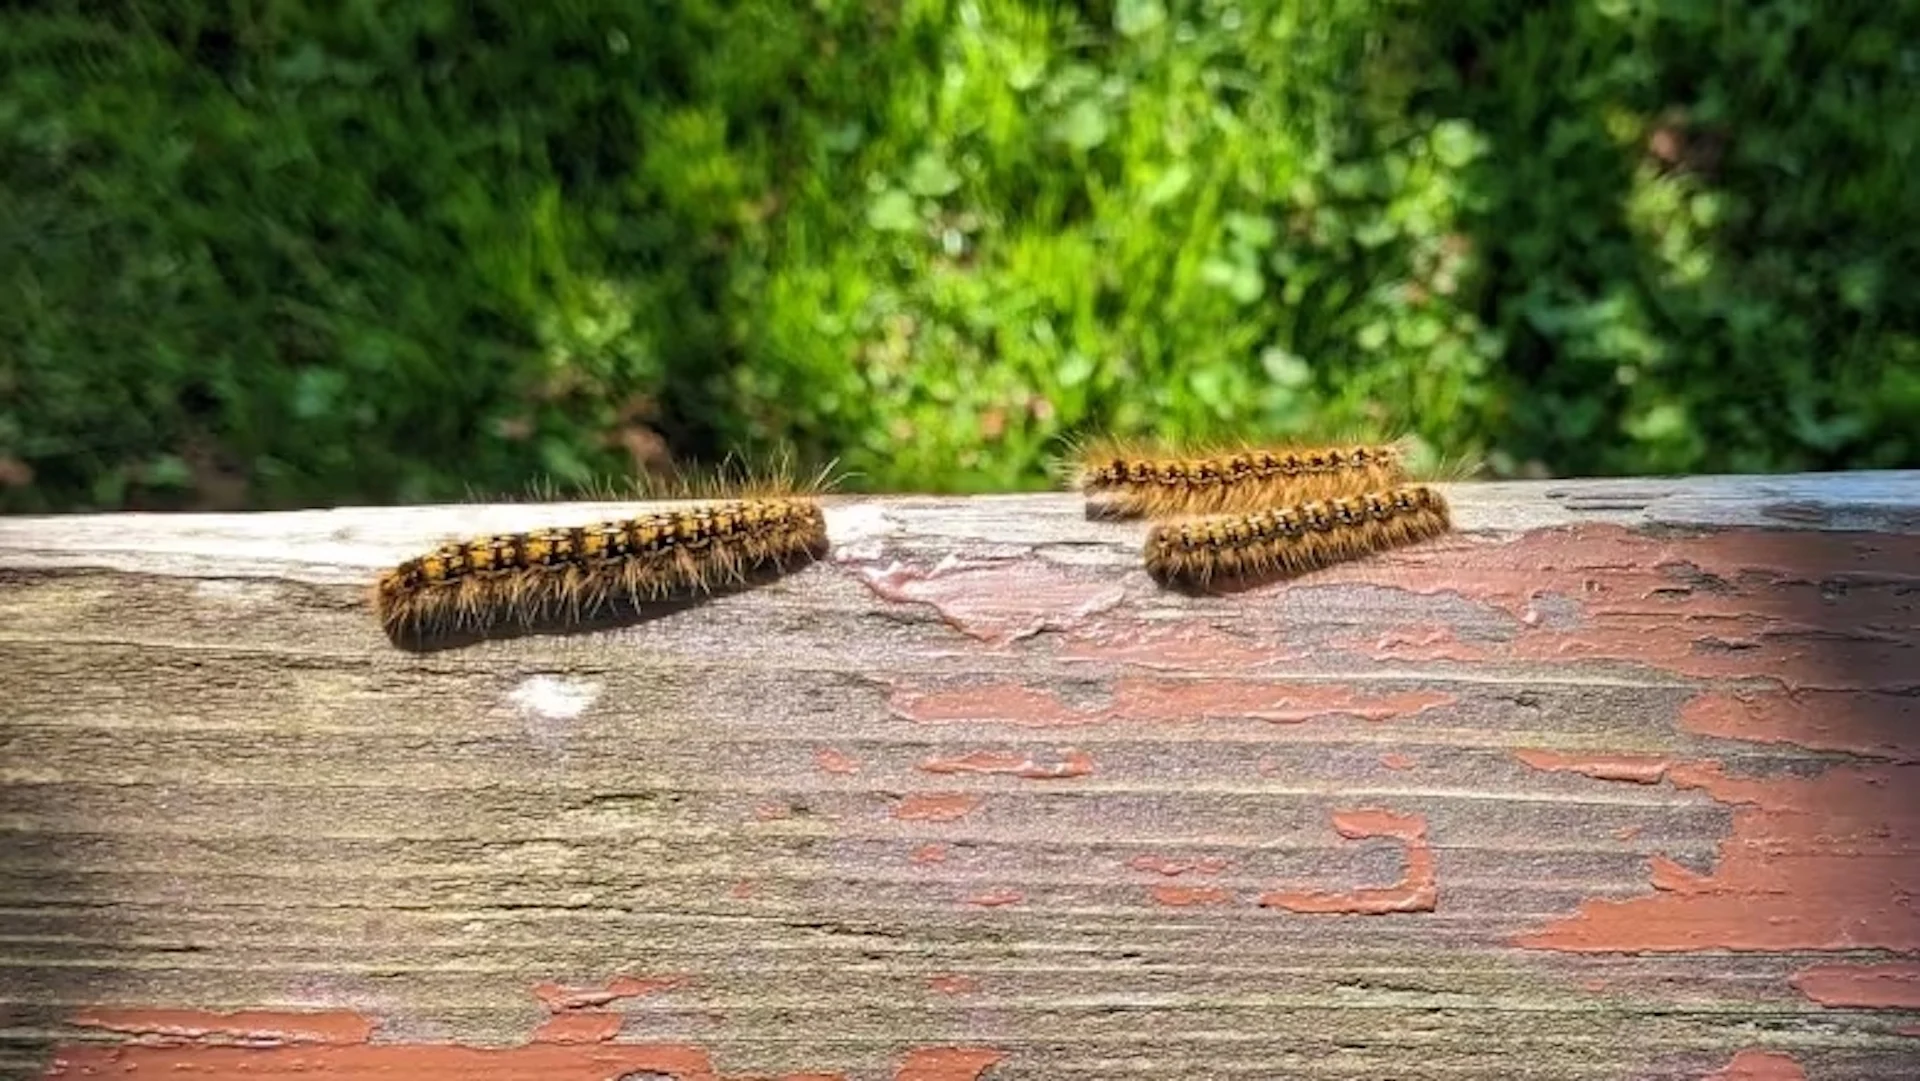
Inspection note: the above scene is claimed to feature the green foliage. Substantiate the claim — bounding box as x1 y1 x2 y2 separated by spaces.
729 0 1502 493
1418 0 1920 476
1 0 866 510
3 0 1914 511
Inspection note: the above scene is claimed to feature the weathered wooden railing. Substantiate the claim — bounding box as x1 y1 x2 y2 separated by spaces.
2 472 1917 1080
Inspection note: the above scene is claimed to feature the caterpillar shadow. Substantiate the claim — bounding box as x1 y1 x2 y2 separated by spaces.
381 560 812 654
1148 568 1306 598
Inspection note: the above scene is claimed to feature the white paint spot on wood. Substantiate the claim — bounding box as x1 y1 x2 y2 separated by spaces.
827 502 899 561
510 676 601 752
510 675 600 721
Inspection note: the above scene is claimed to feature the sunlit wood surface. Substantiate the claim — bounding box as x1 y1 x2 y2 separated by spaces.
3 472 1918 1080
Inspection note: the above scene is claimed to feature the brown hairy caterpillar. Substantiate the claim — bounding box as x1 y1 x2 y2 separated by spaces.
373 496 829 638
1067 435 1414 519
466 454 845 506
1143 484 1453 588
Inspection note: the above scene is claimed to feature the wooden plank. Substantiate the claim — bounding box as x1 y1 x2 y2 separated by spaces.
3 472 1918 1081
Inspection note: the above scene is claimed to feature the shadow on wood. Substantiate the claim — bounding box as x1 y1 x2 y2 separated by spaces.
380 560 813 654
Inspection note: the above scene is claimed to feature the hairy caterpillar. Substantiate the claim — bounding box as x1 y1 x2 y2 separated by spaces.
1143 485 1453 588
466 455 845 506
373 497 829 639
1068 435 1413 519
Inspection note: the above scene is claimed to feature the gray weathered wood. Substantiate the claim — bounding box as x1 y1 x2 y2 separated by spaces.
3 472 1918 1081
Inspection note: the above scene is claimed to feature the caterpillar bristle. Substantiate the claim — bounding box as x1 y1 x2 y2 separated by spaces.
460 450 847 506
1071 435 1416 518
372 497 830 637
1143 485 1453 589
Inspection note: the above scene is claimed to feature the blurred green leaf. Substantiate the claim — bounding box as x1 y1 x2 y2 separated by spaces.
866 189 919 232
1115 0 1167 38
1225 212 1277 250
1143 163 1193 207
144 454 192 489
292 368 348 420
1057 351 1096 387
1052 100 1111 151
906 152 962 197
1627 402 1688 442
1260 347 1312 388
1431 119 1484 168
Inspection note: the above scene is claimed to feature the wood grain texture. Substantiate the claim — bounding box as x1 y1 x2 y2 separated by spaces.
3 472 1919 1081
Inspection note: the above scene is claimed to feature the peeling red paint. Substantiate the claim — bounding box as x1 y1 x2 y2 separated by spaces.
1128 854 1230 877
1899 1024 1920 1038
1320 526 1920 688
1494 529 1920 967
1260 809 1438 915
1349 617 1898 684
48 1010 1006 1081
43 1041 710 1080
890 678 1452 728
813 748 861 774
895 793 983 822
1148 884 1233 907
896 1048 1005 1081
1352 623 1478 662
965 888 1023 907
1515 748 1673 785
38 524 1918 1081
1789 962 1920 1008
858 557 1124 644
1327 523 1916 615
729 881 756 899
889 682 1092 726
1517 762 1920 952
65 1008 373 1046
532 976 685 1012
1109 680 1453 725
42 1043 1004 1081
530 1013 621 1044
1649 854 1711 893
1698 1049 1807 1080
1682 690 1920 762
926 974 981 995
1335 808 1426 841
918 748 1094 779
754 802 792 821
1379 753 1416 771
